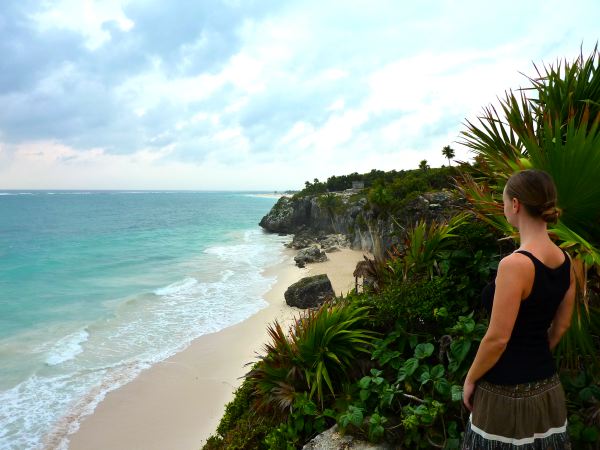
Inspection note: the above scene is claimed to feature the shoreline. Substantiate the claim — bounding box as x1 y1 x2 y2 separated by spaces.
244 193 294 199
63 246 370 450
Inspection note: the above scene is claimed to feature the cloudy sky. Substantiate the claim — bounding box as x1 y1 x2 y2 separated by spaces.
0 0 598 190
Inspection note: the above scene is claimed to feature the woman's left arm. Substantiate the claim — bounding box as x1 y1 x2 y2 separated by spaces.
463 254 530 411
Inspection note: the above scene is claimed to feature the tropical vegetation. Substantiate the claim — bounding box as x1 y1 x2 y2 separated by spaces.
442 145 455 166
203 47 600 449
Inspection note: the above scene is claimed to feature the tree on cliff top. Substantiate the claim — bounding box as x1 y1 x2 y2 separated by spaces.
442 145 455 166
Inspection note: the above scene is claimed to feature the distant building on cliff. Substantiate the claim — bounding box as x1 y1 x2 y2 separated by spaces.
351 181 364 190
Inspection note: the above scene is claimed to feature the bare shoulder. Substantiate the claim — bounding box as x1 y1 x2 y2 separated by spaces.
495 252 534 300
498 252 533 272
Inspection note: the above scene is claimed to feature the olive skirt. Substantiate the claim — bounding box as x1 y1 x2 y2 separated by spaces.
461 373 571 449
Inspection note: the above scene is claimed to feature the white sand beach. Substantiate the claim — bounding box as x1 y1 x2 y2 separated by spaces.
64 247 370 450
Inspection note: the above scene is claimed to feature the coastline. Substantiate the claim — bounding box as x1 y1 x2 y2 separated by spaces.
63 246 370 450
244 193 294 198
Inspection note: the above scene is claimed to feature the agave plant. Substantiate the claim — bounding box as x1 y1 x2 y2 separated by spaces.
246 302 378 413
457 45 600 370
246 320 302 414
390 212 471 280
293 304 378 406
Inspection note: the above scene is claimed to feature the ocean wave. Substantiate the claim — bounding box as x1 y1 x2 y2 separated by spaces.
0 360 150 450
45 329 90 366
205 229 290 269
153 277 198 297
0 226 291 450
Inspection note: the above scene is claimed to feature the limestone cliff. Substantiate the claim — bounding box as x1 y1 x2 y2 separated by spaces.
259 190 465 259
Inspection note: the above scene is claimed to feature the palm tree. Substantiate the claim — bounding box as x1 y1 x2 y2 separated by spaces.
442 145 455 166
457 46 600 370
419 159 430 172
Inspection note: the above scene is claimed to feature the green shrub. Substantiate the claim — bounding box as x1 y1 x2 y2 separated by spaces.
263 393 336 449
202 413 279 450
367 181 394 215
247 302 378 413
202 378 284 450
362 277 456 332
561 370 600 449
215 378 254 437
389 174 428 200
336 313 487 448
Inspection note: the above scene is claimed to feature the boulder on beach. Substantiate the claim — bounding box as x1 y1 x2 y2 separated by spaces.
294 245 328 267
286 231 317 249
284 274 334 309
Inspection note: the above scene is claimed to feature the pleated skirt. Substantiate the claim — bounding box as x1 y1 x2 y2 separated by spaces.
461 373 571 449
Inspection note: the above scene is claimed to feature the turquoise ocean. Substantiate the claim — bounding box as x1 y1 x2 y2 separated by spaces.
0 191 289 450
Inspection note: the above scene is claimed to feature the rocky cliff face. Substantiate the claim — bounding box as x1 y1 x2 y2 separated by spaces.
259 190 466 259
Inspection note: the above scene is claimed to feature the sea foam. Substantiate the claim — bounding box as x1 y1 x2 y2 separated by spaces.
0 192 290 450
45 329 90 366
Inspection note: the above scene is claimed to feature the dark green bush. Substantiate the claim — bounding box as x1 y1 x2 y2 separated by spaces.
360 276 456 332
561 370 600 449
202 377 285 450
215 378 254 437
335 313 487 448
202 413 279 450
389 174 428 200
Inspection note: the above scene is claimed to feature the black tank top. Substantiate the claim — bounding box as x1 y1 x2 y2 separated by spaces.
480 249 570 385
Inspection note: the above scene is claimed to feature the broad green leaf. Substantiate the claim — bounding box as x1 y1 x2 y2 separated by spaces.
451 384 463 402
358 376 371 390
397 357 419 381
434 378 451 397
360 389 370 401
414 343 434 359
414 405 428 415
430 364 445 379
450 339 471 363
370 368 383 377
349 406 364 427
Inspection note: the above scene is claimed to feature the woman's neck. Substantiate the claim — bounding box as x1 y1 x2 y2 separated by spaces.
517 218 551 248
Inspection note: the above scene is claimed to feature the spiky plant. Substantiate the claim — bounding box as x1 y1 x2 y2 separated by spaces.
246 302 378 414
293 304 378 406
246 321 302 414
389 212 471 280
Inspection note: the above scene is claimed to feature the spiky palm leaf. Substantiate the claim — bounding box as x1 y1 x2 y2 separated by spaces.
293 304 378 406
391 212 471 280
246 303 378 413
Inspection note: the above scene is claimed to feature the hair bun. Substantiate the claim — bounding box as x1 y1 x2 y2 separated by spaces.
541 206 560 224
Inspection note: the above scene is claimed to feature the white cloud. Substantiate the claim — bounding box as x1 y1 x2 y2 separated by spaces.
31 0 134 50
2 0 600 189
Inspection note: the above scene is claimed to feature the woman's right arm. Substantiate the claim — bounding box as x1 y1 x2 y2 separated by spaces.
548 259 576 351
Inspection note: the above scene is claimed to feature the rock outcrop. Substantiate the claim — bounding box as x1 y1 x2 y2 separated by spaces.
285 231 351 251
284 274 335 309
294 245 328 267
302 425 392 450
259 190 465 259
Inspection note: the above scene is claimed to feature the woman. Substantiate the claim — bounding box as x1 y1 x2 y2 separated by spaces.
461 169 575 449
